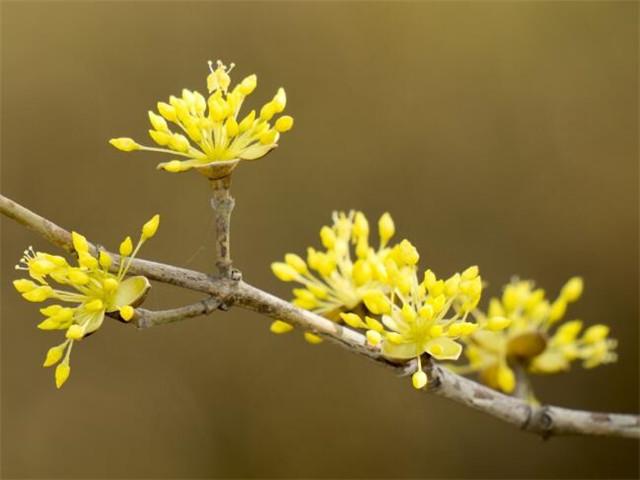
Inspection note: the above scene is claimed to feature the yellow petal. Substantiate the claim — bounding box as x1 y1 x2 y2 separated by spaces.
424 337 463 360
111 276 150 309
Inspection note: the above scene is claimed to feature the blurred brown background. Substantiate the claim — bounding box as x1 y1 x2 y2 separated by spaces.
1 1 638 478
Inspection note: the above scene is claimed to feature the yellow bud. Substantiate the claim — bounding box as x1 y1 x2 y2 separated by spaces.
459 322 478 336
448 323 462 337
320 226 336 249
85 299 104 312
225 117 239 137
149 129 171 146
423 269 437 289
55 362 71 388
169 133 190 153
271 262 298 282
40 305 62 316
340 312 365 329
549 300 567 323
103 278 118 292
363 290 391 315
275 115 294 133
308 284 328 299
37 318 62 330
497 364 515 393
119 305 135 321
68 269 89 285
78 251 98 269
239 74 257 95
272 87 286 112
109 137 140 152
148 111 169 132
401 304 417 322
428 280 445 297
43 344 66 367
157 101 177 121
98 251 112 270
365 316 384 332
488 316 511 331
13 279 37 293
238 110 256 132
161 160 185 173
366 330 382 346
445 274 461 296
462 265 479 280
142 214 160 240
260 102 277 121
378 212 395 244
418 304 435 320
429 294 446 313
270 320 294 334
283 253 307 273
582 324 609 343
71 231 89 254
23 286 53 302
66 325 85 340
386 332 404 344
412 370 428 389
352 260 373 286
397 239 419 266
259 129 278 145
304 332 323 344
429 324 444 337
119 236 133 256
561 277 583 303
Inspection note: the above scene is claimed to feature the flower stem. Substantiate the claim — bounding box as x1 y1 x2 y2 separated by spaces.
209 175 236 278
512 359 540 406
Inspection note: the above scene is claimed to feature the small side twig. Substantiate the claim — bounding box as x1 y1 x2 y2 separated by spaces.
131 297 221 329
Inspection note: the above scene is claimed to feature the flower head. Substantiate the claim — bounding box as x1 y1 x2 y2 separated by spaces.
13 215 160 388
458 277 617 394
271 211 399 344
342 253 486 389
110 60 293 178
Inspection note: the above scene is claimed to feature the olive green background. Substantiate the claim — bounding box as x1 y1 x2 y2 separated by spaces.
1 1 638 478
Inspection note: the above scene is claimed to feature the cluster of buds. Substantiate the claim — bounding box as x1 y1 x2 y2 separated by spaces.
458 277 617 394
271 211 397 343
272 211 496 388
110 60 293 178
13 215 159 388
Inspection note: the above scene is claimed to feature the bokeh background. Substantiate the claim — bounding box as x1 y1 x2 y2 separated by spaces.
1 1 638 478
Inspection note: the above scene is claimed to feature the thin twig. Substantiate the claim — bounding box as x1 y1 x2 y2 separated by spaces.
209 175 237 279
114 297 221 329
1 193 638 439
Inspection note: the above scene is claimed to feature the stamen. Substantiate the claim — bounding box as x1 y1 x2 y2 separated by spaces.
208 60 214 73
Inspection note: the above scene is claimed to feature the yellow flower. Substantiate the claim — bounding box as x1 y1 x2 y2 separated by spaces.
457 277 617 395
270 211 399 343
110 60 293 178
347 248 484 389
13 215 160 388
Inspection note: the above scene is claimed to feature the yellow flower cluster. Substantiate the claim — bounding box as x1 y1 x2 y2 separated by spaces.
342 252 485 389
110 60 293 176
459 277 617 394
271 211 397 344
13 215 160 388
272 211 494 388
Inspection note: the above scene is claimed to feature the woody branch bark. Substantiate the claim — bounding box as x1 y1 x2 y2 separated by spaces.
209 175 237 279
1 193 638 440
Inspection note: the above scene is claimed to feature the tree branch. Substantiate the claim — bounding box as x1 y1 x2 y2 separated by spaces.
2 193 638 439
